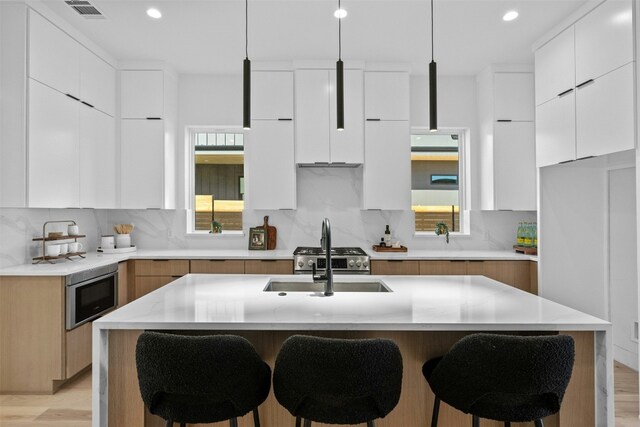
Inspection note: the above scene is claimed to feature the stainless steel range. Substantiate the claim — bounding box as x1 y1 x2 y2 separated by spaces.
294 246 370 275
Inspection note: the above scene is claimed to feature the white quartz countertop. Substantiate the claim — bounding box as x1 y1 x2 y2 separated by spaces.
94 274 607 332
0 249 536 276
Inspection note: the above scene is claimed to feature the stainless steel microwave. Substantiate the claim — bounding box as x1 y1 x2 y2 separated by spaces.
66 263 118 330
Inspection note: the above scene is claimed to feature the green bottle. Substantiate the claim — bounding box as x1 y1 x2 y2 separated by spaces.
517 222 524 246
533 223 538 248
523 223 533 247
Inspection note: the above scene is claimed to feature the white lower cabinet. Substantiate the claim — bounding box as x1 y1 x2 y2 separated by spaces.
120 120 165 209
576 62 635 158
245 120 296 209
535 92 576 167
28 79 79 208
79 105 116 208
494 122 536 210
363 120 410 210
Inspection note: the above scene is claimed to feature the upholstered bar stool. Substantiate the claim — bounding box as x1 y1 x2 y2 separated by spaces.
422 334 575 427
273 335 403 427
136 332 271 427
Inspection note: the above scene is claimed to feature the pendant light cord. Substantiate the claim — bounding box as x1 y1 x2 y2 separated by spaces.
430 0 434 61
338 0 342 60
245 0 249 59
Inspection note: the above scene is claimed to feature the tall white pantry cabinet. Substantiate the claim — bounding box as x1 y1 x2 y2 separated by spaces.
0 5 117 208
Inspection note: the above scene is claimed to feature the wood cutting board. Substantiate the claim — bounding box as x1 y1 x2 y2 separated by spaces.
258 216 277 250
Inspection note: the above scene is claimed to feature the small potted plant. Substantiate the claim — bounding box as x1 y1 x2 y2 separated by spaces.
210 197 222 234
435 222 450 244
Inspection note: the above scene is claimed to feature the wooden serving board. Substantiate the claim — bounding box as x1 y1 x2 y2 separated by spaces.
257 216 277 250
372 245 408 252
513 245 537 255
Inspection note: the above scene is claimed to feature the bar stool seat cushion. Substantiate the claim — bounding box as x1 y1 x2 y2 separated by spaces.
273 335 403 425
422 334 575 423
136 332 271 424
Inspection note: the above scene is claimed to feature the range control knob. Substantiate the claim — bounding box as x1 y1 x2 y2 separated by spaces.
308 260 314 267
356 261 362 267
348 260 355 267
298 261 304 268
363 261 369 268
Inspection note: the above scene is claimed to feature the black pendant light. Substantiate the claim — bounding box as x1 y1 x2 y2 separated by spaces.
336 0 344 131
429 0 438 132
243 0 251 130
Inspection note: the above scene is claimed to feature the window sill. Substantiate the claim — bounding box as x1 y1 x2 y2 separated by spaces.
414 232 471 238
186 231 245 238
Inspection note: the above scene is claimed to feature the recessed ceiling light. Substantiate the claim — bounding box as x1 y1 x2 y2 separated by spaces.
334 8 347 19
503 10 519 22
147 8 162 19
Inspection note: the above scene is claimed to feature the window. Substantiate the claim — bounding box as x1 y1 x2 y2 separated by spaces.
188 129 244 234
411 131 467 234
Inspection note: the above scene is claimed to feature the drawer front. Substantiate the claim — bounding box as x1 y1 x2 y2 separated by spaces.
371 260 420 275
190 260 245 274
134 276 179 299
419 260 467 275
65 321 92 379
244 260 294 275
134 260 189 276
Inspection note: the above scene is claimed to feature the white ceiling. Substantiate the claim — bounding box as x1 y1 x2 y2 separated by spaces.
42 0 588 76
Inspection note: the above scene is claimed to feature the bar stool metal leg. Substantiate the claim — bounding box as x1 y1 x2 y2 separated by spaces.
431 397 441 427
303 419 312 427
180 423 186 427
230 417 238 427
165 421 173 427
472 415 480 427
504 422 511 427
367 420 376 427
534 420 544 427
295 416 301 427
253 408 261 427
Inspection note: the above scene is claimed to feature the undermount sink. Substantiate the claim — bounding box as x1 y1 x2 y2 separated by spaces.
264 279 392 293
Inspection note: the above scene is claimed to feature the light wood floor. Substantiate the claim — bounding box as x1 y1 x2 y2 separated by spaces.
0 363 638 426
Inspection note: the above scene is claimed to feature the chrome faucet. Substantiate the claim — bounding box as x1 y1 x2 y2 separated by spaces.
312 218 334 296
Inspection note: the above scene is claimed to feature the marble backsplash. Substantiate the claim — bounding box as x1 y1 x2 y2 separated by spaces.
0 168 536 269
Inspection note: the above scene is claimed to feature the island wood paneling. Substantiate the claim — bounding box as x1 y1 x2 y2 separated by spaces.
530 261 539 295
108 330 593 427
65 321 92 379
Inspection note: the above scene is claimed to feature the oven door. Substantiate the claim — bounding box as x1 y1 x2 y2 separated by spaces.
66 272 117 330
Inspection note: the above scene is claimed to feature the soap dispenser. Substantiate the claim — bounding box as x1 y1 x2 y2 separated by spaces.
384 225 391 247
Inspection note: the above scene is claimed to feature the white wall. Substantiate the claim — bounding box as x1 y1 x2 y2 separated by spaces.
0 73 536 268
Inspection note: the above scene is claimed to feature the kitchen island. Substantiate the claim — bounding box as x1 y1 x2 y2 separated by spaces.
93 274 610 427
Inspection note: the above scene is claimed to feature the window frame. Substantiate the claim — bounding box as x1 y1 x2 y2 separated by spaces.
185 126 246 236
410 127 471 236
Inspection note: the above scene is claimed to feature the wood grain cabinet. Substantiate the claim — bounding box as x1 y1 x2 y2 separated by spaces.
419 260 468 275
371 260 420 275
132 260 189 299
244 260 294 274
190 260 245 274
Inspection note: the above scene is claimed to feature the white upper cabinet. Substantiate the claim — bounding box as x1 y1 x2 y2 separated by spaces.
295 68 364 164
363 120 411 210
79 105 116 209
535 93 576 167
245 120 296 209
29 10 79 98
494 122 536 210
28 79 79 208
252 71 294 120
494 73 535 122
80 47 116 117
120 120 165 209
534 27 575 106
575 0 633 85
295 70 331 163
364 71 410 121
576 62 635 159
329 69 364 164
120 70 164 119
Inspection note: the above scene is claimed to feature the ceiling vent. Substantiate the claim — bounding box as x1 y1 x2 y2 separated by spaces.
65 1 105 19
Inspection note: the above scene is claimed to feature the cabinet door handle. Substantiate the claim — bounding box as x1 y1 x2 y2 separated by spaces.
387 260 404 263
146 117 162 120
65 93 80 101
81 101 95 108
366 118 381 121
577 156 595 161
496 119 512 123
557 88 574 97
468 260 485 263
450 260 466 263
152 259 169 262
208 259 226 262
171 275 182 278
576 79 594 89
558 159 575 164
260 260 277 263
277 118 293 121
